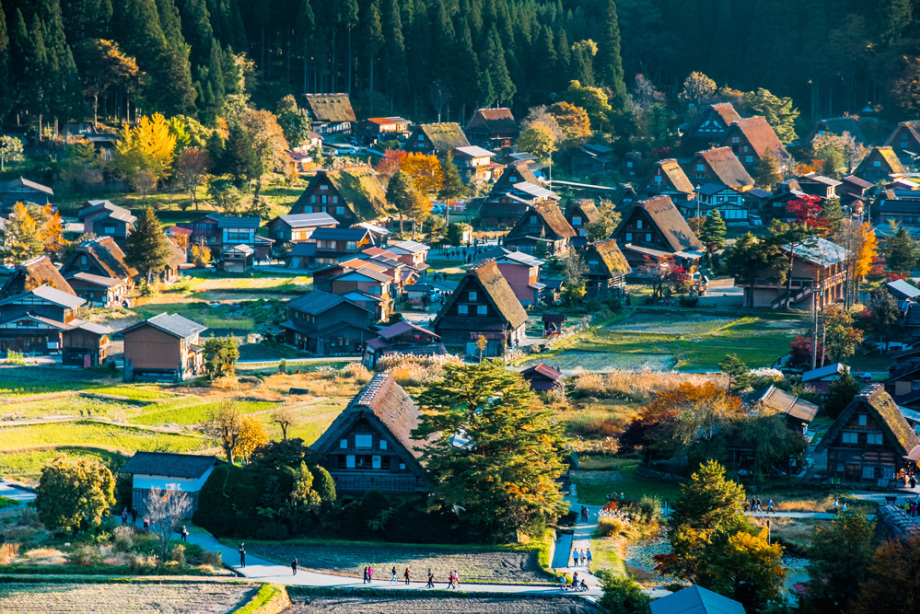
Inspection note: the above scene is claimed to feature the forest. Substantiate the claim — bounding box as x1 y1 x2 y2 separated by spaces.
0 0 919 133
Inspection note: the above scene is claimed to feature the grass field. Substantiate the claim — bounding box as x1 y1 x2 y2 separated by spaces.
129 399 278 427
571 460 684 505
0 447 128 482
534 311 809 371
0 581 257 614
255 399 348 445
0 421 212 454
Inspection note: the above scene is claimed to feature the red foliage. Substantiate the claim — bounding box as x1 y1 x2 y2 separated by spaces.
374 150 407 178
789 335 826 369
786 194 828 228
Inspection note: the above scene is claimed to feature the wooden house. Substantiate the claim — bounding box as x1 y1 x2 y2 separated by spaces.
723 116 791 173
122 313 207 382
387 240 429 269
571 143 615 176
432 259 527 357
453 146 499 182
855 146 904 183
465 108 519 149
66 272 129 308
566 200 600 243
78 201 136 243
362 321 445 369
60 237 137 290
743 385 819 435
816 385 920 485
612 196 703 268
0 286 85 354
216 216 260 246
493 250 545 307
179 213 222 248
311 374 431 494
802 363 848 394
162 238 187 284
838 175 874 210
289 168 391 225
502 202 576 257
885 121 920 165
520 363 563 394
287 227 376 270
281 291 375 356
121 452 224 515
266 213 338 253
683 103 743 152
687 147 753 191
404 123 470 156
302 93 356 135
0 177 53 213
797 174 841 199
358 117 410 142
583 240 631 298
221 244 255 273
313 259 392 294
479 165 559 228
679 184 748 223
644 159 696 201
0 256 75 299
328 267 393 322
738 237 848 310
61 320 113 367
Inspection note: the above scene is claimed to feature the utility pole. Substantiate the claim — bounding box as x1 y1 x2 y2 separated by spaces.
811 297 819 370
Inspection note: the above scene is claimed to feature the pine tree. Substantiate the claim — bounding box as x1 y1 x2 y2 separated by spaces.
438 151 466 223
481 25 514 106
340 0 358 94
178 0 214 68
597 0 627 110
381 0 407 102
700 209 727 248
884 226 919 277
0 0 11 120
124 207 173 282
387 171 422 234
755 151 782 190
362 1 383 112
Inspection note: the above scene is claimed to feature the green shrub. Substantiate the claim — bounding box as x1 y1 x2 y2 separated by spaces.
200 550 222 567
597 515 628 537
67 546 104 567
597 571 651 614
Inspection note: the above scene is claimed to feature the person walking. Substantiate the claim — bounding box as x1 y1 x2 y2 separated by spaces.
767 499 774 514
121 508 128 524
447 570 455 590
571 571 579 589
238 544 246 568
572 549 579 566
291 558 298 576
453 570 460 589
586 547 593 567
143 519 149 532
368 566 374 582
579 549 586 566
391 566 397 582
404 567 411 585
833 498 839 514
180 526 188 541
363 567 369 584
560 574 568 591
426 568 435 588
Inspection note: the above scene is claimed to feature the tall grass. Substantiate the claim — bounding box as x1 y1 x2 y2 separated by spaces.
570 370 726 404
378 353 463 386
0 422 211 453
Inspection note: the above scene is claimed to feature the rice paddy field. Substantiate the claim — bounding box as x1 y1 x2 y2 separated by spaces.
526 311 809 371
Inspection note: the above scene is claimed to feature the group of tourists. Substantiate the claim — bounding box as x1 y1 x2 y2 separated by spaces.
571 547 592 567
744 496 773 513
561 571 589 592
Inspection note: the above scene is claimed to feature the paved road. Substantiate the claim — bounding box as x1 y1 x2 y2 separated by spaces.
0 480 36 503
184 530 604 598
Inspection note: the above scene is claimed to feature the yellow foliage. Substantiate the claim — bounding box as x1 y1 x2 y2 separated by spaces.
401 153 444 195
854 222 878 278
236 415 269 460
114 113 177 182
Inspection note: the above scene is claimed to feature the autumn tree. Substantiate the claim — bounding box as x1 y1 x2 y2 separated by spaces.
851 534 920 614
804 512 876 612
0 135 23 171
3 202 48 262
124 208 172 283
275 94 311 147
272 406 299 441
35 455 116 534
401 153 443 195
175 147 211 209
822 304 863 364
240 109 289 207
884 226 919 277
837 220 878 307
207 399 268 464
548 101 592 144
562 246 588 305
111 113 177 186
414 361 567 540
375 149 406 178
679 71 718 111
866 288 902 350
516 123 558 165
203 336 239 379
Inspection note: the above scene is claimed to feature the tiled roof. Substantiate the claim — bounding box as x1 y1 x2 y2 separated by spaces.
122 312 206 339
784 237 848 267
67 272 126 288
216 216 261 229
273 212 339 229
120 452 223 479
1 177 53 195
389 240 429 254
650 585 745 614
287 290 360 316
310 227 372 242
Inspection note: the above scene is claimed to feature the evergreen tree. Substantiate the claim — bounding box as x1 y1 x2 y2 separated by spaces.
381 0 407 102
124 207 173 283
438 151 465 223
361 1 383 112
481 25 514 106
699 209 727 248
178 0 214 68
884 226 919 277
0 0 12 120
387 170 423 234
755 150 782 190
597 0 627 110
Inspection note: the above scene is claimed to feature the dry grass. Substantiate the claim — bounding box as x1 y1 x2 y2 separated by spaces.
378 353 463 386
0 543 20 565
570 370 726 404
596 515 630 538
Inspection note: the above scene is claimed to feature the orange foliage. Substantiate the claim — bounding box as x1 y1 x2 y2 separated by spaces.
401 152 444 195
375 150 406 178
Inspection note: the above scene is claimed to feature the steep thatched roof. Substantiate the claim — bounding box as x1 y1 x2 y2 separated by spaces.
303 94 356 123
63 237 137 280
328 168 392 221
0 256 75 298
433 259 527 331
654 159 696 195
586 240 631 277
620 196 702 252
693 147 754 189
466 108 519 135
817 384 919 456
729 116 790 157
418 123 471 153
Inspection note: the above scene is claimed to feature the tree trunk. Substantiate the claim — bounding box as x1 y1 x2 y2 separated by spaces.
347 27 353 95
369 58 375 116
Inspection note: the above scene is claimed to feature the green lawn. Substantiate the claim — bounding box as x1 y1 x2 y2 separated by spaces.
572 460 684 506
0 421 212 454
130 399 277 427
0 447 129 482
537 311 809 371
256 400 347 445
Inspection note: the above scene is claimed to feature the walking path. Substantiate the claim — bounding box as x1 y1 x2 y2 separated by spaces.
182 530 603 598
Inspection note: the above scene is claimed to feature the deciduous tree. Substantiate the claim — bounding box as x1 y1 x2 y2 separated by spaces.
585 199 621 242
516 123 558 164
111 113 177 186
679 71 718 111
272 406 299 441
0 135 23 171
146 488 192 562
414 361 567 540
274 94 311 147
35 455 116 533
203 336 239 379
175 147 211 210
823 305 863 364
401 152 443 195
852 534 920 614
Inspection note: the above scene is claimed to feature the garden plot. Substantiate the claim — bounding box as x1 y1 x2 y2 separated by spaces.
243 542 550 585
0 447 127 483
605 313 737 335
288 596 598 613
0 421 212 454
0 582 256 614
520 351 675 371
0 396 135 421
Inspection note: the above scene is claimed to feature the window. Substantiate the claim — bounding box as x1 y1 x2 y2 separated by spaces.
372 455 382 469
842 432 858 444
322 195 327 204
874 161 881 167
654 175 662 183
332 196 338 203
867 433 883 445
477 305 487 315
636 219 643 229
458 305 468 315
696 164 704 171
746 156 754 163
625 233 632 241
355 434 372 448
645 233 652 242
320 184 328 190
337 207 345 215
862 465 875 479
346 241 357 250
311 195 316 203
732 136 740 144
572 216 582 226
380 440 387 450
468 291 477 301
104 225 115 234
80 255 87 266
626 161 633 168
399 463 406 471
346 455 355 468
858 414 867 426
530 215 537 223
340 439 348 449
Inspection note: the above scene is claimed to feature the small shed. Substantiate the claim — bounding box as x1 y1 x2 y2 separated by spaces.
222 244 255 273
62 320 113 367
542 313 566 335
120 452 225 516
802 363 848 394
650 585 746 614
887 279 920 302
520 363 563 393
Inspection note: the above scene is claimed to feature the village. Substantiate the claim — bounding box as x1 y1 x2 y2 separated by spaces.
1 0 920 612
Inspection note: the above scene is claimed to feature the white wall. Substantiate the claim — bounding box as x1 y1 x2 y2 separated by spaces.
132 466 215 493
